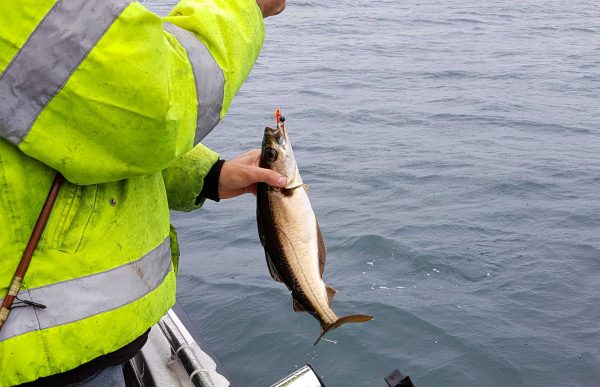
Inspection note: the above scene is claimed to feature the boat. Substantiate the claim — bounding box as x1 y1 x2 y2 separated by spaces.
123 303 326 387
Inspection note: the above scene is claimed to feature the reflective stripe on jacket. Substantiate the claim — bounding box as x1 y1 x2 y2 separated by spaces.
0 0 264 385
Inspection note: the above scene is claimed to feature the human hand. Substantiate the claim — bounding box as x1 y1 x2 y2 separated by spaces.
218 149 287 199
256 0 285 18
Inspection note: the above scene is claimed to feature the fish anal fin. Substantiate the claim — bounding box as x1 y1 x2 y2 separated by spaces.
313 314 374 346
292 298 306 312
316 220 327 277
326 285 337 306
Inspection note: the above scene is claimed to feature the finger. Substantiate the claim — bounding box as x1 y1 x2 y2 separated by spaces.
229 149 261 166
218 188 248 200
256 0 285 18
247 166 287 187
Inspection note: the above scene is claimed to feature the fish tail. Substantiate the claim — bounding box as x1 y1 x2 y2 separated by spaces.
313 314 373 346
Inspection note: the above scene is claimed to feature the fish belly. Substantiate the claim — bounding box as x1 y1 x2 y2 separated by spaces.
269 190 330 316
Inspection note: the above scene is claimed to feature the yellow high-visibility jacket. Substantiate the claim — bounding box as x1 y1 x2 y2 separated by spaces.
0 0 264 385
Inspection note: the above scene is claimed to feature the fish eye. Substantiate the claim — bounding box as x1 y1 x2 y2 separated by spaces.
265 148 278 162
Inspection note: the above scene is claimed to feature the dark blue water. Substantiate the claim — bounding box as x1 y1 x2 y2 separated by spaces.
146 1 600 385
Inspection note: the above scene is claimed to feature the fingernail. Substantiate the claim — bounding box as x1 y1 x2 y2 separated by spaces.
277 176 287 186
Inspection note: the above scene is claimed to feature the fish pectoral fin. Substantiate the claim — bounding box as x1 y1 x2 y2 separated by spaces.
265 252 284 282
326 285 337 306
257 198 283 282
292 298 307 312
256 205 266 247
303 184 309 191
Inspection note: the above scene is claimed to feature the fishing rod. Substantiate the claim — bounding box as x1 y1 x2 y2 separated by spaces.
0 173 64 333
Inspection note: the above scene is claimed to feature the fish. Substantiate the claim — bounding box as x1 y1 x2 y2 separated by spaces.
256 112 373 345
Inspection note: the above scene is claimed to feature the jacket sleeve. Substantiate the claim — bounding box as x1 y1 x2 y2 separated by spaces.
161 143 220 212
1 0 264 185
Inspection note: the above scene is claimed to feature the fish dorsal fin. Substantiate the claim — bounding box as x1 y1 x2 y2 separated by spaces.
326 285 336 306
292 298 306 312
316 220 327 277
265 251 283 283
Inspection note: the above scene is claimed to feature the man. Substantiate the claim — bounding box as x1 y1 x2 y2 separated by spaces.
0 0 286 385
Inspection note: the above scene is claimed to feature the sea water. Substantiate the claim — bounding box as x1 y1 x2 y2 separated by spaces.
146 1 600 385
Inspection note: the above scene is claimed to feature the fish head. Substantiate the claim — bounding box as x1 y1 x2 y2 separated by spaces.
260 124 297 180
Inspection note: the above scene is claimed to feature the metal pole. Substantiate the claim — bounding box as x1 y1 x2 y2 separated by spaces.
0 173 64 333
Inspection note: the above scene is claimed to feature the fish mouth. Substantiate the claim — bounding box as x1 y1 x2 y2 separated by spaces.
265 126 287 143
